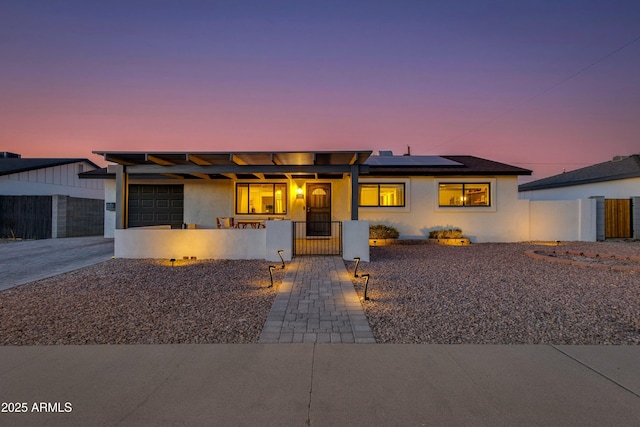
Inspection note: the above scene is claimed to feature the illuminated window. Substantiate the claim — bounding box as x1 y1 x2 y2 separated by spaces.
359 183 405 207
236 183 287 214
438 183 490 207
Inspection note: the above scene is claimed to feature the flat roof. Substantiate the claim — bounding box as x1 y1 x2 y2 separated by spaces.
93 150 372 167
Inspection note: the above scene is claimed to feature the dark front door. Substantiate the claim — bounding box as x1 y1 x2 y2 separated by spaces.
306 183 331 236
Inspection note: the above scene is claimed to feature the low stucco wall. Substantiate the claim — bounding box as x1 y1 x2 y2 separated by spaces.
114 220 373 261
115 228 267 259
343 220 370 262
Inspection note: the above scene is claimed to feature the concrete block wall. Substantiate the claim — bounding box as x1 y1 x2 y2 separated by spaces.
633 197 640 240
52 195 104 238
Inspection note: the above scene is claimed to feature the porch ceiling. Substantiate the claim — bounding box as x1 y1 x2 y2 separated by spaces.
93 150 372 180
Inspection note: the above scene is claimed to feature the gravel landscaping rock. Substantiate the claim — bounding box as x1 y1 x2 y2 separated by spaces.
3 241 639 346
1 259 282 345
347 241 640 345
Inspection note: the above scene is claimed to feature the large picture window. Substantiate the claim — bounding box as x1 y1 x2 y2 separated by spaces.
236 183 287 215
359 183 405 207
439 183 490 207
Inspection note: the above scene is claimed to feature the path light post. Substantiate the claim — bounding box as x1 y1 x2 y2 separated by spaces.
170 258 176 267
362 273 370 301
277 250 285 269
268 266 276 287
353 257 360 277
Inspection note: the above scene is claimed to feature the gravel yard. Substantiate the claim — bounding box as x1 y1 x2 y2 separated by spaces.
1 259 282 345
2 241 639 346
348 241 640 345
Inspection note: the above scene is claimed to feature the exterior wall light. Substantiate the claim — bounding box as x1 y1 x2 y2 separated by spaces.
362 274 370 300
296 187 304 200
353 257 360 277
268 265 276 287
277 250 285 269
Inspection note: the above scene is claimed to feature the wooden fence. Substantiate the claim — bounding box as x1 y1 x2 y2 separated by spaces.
605 199 631 238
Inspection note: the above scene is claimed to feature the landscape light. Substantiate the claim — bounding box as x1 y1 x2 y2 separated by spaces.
362 274 370 301
277 250 285 269
170 258 176 267
353 257 360 277
268 265 276 287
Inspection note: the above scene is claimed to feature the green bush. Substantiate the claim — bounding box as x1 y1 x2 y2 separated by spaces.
369 224 399 239
429 228 463 239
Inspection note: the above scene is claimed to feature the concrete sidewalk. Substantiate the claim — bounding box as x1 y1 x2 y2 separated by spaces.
0 236 114 291
0 344 638 426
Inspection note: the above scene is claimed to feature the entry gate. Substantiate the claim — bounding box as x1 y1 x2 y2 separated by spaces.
293 221 342 256
605 199 632 238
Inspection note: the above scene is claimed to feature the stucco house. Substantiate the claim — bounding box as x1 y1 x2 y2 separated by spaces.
90 149 541 262
519 154 640 240
0 152 105 239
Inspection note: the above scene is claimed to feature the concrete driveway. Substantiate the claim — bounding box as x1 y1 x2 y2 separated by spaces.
0 236 114 291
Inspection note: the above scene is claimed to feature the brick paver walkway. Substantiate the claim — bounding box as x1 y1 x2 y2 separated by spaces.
259 256 375 343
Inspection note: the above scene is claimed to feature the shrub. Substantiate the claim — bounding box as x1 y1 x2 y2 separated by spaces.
429 228 463 239
369 224 399 239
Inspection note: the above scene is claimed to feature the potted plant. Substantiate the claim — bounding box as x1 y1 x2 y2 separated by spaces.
428 228 470 246
369 224 399 246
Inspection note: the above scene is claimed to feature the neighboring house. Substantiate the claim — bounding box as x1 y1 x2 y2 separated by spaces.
519 155 640 240
90 149 540 261
0 152 105 239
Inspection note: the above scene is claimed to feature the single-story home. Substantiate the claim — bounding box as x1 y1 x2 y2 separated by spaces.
519 154 640 240
89 149 549 261
0 152 105 239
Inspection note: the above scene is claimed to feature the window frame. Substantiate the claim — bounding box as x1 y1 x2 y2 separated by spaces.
358 182 406 207
235 182 288 215
438 182 491 207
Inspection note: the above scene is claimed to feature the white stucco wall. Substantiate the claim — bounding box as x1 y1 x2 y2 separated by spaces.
343 220 370 262
0 161 104 199
359 176 528 242
184 180 234 228
519 177 640 200
527 199 596 242
265 220 293 262
104 179 116 238
115 228 267 259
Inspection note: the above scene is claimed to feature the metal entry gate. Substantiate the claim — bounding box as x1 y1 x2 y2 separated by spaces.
293 221 342 256
605 199 632 238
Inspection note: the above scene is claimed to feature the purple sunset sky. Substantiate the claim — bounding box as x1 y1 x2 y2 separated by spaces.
1 1 639 182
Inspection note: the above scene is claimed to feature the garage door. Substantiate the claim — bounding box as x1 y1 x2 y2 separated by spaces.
128 185 184 228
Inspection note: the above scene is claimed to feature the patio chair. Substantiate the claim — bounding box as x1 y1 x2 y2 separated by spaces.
216 217 235 229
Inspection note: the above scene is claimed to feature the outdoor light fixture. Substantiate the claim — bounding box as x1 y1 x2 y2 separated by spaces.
170 258 176 267
277 250 285 269
296 187 304 199
353 257 360 277
268 265 276 287
362 274 370 301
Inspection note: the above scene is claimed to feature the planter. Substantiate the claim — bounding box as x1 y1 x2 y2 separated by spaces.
430 238 471 246
369 238 397 247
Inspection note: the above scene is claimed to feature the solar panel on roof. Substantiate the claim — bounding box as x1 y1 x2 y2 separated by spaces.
365 156 463 167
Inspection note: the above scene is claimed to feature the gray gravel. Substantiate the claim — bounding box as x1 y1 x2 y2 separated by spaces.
2 241 639 345
347 241 640 345
1 259 282 345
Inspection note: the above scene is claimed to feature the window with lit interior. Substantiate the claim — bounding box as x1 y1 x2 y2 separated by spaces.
236 183 287 214
359 183 405 207
438 183 490 207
